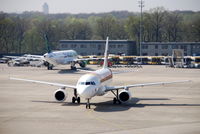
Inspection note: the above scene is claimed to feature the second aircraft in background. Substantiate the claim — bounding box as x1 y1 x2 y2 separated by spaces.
43 50 86 70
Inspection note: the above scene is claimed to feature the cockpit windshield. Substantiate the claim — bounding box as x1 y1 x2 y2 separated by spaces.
79 81 96 85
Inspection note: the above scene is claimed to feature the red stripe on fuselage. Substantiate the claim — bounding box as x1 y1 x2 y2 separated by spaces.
87 69 112 83
100 74 112 83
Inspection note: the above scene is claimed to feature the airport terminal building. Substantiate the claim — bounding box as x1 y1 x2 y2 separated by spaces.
59 40 200 56
59 40 137 56
141 42 200 56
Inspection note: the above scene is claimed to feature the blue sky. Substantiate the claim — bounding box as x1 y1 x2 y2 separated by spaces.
0 0 199 13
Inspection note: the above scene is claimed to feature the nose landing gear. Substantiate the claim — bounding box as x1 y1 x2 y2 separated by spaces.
72 96 80 103
86 99 91 109
72 89 80 104
70 61 77 70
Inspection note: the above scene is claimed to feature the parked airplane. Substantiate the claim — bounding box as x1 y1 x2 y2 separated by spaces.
43 50 86 70
4 54 43 60
6 54 44 67
10 37 190 109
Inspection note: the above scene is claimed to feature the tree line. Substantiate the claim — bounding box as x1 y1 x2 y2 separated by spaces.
0 7 199 54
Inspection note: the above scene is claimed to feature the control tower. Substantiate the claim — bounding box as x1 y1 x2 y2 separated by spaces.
42 3 49 14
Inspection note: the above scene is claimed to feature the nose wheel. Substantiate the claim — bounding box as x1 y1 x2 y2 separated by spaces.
70 62 77 70
72 89 80 104
86 99 91 109
46 62 53 70
72 96 80 104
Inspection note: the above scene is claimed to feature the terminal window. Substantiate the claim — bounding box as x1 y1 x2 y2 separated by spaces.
142 45 148 49
172 45 178 49
81 44 87 48
162 45 168 49
118 44 124 48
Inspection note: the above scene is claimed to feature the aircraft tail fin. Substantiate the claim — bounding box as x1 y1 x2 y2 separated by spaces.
103 37 109 69
44 34 51 53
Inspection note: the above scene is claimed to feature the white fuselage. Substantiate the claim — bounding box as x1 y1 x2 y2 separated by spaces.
76 68 112 99
43 50 78 65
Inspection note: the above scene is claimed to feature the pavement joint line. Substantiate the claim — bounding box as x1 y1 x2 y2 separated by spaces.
85 109 125 130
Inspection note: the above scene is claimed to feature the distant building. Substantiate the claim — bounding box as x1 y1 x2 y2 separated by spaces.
42 3 49 14
141 42 200 56
59 40 136 56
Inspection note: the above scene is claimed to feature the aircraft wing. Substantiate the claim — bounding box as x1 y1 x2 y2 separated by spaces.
10 77 76 89
105 80 190 92
112 69 138 74
77 69 94 73
76 57 99 61
4 55 19 59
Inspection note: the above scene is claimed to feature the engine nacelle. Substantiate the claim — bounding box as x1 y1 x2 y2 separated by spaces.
54 88 67 102
79 61 86 68
118 90 131 102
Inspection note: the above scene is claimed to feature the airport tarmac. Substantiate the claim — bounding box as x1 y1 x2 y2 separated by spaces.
0 64 200 134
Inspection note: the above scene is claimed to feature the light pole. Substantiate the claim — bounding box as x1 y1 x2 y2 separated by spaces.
138 0 144 59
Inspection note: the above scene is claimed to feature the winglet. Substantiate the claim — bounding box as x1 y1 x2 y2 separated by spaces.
103 37 109 68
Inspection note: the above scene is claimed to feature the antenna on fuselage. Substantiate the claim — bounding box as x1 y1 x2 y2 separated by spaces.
103 37 109 68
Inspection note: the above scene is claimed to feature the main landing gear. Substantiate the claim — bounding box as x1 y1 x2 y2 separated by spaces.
86 99 91 109
70 66 77 70
111 89 121 104
45 62 53 70
72 89 80 104
70 62 77 70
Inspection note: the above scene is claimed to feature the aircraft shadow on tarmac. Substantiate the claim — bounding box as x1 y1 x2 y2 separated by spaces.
93 98 168 112
58 67 95 74
31 100 85 106
58 69 79 74
32 98 200 112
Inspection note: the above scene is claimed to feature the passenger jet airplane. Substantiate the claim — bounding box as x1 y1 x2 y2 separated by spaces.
11 37 190 109
42 34 86 70
43 50 86 70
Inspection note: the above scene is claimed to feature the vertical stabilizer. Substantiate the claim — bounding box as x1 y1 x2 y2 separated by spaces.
103 37 109 68
44 34 51 53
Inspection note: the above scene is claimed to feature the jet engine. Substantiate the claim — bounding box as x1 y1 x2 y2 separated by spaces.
79 61 86 68
118 90 131 102
54 88 67 102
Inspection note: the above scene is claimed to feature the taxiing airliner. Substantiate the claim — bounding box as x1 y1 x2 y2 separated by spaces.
11 37 190 109
43 50 86 70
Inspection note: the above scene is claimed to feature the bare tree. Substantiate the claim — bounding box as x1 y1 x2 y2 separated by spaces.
14 17 28 53
149 7 166 42
164 12 182 41
192 17 200 41
96 15 117 39
0 18 15 53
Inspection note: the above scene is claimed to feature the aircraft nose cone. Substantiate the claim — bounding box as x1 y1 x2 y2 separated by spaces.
77 87 94 99
43 53 48 58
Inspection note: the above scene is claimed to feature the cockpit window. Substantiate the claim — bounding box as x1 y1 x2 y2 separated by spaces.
91 81 95 85
79 81 96 85
80 82 85 85
86 82 90 85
